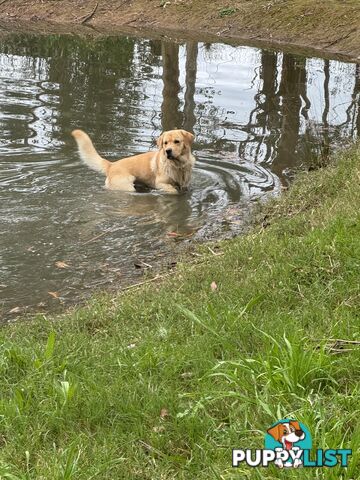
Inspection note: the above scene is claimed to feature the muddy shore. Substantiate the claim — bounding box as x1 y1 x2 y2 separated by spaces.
0 0 359 61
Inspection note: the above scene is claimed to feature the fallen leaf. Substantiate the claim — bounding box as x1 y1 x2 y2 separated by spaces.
48 291 60 299
210 281 218 291
9 306 22 314
55 261 70 269
160 408 169 419
166 231 194 240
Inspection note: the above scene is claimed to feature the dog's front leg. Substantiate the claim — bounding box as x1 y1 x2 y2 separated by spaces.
155 182 178 194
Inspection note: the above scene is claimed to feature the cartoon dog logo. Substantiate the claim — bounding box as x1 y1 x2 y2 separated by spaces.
266 420 306 468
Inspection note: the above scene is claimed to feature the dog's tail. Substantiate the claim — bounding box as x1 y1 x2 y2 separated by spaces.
71 129 109 175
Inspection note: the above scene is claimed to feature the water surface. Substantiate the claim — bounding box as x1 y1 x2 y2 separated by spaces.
0 33 359 317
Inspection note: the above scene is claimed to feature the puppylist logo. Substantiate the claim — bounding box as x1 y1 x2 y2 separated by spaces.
232 419 352 469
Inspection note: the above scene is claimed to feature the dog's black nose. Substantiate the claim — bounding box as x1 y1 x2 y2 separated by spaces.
295 429 303 437
166 148 172 155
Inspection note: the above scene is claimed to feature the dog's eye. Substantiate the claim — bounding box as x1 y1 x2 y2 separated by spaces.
174 140 180 144
164 141 168 145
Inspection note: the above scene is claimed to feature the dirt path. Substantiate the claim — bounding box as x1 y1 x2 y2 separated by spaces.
0 0 359 60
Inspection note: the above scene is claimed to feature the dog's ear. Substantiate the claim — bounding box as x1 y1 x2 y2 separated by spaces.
180 130 195 145
267 423 283 442
157 133 164 149
290 421 301 431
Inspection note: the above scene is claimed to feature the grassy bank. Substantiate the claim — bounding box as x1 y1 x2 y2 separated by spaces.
0 0 359 60
1 146 360 479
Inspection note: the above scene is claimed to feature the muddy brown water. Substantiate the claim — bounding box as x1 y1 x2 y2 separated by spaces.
0 33 359 319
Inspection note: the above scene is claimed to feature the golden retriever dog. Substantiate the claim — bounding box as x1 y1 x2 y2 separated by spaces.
71 129 195 194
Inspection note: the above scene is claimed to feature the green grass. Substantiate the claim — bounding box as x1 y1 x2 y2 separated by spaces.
219 7 237 18
1 145 360 478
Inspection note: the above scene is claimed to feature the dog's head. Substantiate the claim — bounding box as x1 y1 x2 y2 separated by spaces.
267 421 305 447
157 129 194 165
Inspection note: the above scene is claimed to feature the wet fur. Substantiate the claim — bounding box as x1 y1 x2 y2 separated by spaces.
71 129 195 194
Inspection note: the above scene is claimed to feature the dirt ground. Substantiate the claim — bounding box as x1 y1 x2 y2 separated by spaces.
0 0 359 60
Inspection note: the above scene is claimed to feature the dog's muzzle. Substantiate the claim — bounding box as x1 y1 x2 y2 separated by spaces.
166 149 176 161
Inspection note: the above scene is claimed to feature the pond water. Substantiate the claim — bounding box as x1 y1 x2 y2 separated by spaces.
0 32 359 318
